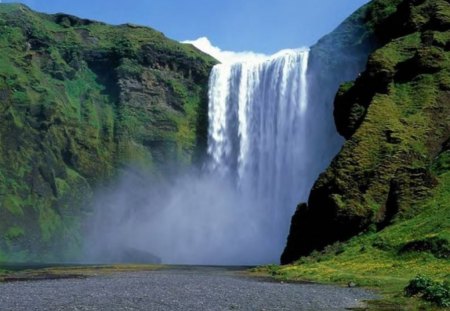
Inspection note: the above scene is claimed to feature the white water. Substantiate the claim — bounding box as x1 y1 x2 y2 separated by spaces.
206 49 312 260
86 40 342 265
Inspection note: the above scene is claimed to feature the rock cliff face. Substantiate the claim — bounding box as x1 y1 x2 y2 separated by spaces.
282 0 450 264
0 4 215 261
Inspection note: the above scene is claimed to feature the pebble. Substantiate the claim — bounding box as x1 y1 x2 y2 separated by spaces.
0 267 377 310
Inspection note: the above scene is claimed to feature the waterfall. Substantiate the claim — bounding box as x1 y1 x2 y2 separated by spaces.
86 41 344 266
206 50 313 259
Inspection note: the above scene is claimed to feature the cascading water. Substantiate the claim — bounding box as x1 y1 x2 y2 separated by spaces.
207 50 312 256
86 40 345 265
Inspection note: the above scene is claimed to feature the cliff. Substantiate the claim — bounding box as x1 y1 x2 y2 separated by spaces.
282 0 450 264
0 4 216 261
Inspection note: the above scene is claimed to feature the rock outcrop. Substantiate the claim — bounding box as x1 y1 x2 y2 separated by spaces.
0 4 216 261
282 0 450 264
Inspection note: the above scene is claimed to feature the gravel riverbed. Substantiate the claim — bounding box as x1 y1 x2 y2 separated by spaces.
0 266 377 310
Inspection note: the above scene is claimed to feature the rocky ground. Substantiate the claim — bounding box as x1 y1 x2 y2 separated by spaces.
0 266 376 311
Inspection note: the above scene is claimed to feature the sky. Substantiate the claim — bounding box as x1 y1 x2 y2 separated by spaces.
2 0 370 54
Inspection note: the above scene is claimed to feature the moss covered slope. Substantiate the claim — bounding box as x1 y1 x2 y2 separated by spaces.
283 0 450 265
0 4 216 261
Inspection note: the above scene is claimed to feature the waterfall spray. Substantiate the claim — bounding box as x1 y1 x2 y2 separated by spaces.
86 41 340 265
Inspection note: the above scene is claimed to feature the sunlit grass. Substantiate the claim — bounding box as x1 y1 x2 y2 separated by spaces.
252 173 450 310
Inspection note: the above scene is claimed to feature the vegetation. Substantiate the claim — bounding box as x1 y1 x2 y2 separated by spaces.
0 7 447 311
405 275 450 308
255 171 449 309
276 0 450 308
0 3 216 262
283 0 450 262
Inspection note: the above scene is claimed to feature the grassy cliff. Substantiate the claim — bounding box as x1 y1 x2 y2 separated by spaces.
280 0 449 307
0 4 216 262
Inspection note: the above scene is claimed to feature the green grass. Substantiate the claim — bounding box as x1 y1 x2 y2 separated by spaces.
253 173 450 310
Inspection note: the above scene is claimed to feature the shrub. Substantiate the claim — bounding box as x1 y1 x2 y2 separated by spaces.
405 275 435 296
424 283 450 307
265 264 281 276
404 275 450 307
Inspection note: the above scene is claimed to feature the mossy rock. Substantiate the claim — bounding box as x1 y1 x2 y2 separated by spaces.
0 3 216 261
283 0 450 264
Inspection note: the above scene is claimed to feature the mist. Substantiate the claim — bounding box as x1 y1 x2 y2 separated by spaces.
85 169 290 265
84 38 355 266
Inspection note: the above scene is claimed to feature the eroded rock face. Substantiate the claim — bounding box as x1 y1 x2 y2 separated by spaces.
0 4 216 261
282 0 450 264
